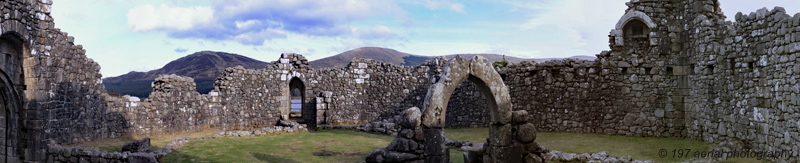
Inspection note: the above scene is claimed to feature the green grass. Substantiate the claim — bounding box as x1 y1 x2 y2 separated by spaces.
71 127 770 163
161 130 393 163
68 129 224 152
443 127 769 163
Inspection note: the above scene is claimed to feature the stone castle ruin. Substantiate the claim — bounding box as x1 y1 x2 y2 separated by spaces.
0 0 796 162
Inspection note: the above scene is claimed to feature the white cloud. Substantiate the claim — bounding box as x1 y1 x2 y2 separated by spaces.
425 0 465 13
232 28 288 45
127 0 407 46
127 4 214 32
235 20 261 29
518 0 627 55
353 25 397 40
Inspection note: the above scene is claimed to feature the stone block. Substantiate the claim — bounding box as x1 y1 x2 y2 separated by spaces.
402 107 421 129
516 123 537 143
127 152 157 163
423 128 447 155
488 124 513 146
121 137 150 153
486 143 523 163
524 142 549 154
524 153 544 163
655 109 665 117
384 151 419 162
673 66 689 75
365 148 386 163
512 110 529 123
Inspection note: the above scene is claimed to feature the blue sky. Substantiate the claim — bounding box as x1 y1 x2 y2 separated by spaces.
50 0 800 77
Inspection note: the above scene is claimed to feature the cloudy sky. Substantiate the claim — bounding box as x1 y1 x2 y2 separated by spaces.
50 0 799 77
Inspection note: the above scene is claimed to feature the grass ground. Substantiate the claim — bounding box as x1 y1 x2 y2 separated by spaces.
161 130 393 162
70 127 770 163
443 127 769 163
67 129 223 152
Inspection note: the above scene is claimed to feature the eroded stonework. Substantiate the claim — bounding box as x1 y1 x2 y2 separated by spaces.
0 0 798 162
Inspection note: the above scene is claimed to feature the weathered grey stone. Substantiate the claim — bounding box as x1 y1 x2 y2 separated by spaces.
524 142 549 154
512 110 529 123
121 137 151 153
655 109 665 118
524 154 544 163
488 124 513 146
400 129 415 139
403 107 422 128
11 1 800 163
366 148 386 163
384 151 419 162
423 128 447 155
486 143 523 163
126 153 157 163
516 123 537 143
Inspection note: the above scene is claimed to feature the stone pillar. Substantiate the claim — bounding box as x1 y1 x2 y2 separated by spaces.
423 128 448 163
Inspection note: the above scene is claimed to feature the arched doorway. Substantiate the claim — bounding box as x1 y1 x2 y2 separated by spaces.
419 56 512 162
0 33 25 162
445 78 490 128
288 77 315 128
367 56 544 163
0 80 12 162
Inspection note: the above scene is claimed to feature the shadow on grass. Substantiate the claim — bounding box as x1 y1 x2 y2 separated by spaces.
252 153 300 163
160 150 205 163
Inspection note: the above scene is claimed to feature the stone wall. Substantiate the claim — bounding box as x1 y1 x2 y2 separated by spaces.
6 0 800 162
495 0 799 161
96 53 492 137
0 0 130 161
214 66 282 130
106 75 241 136
445 80 490 128
268 54 445 125
500 59 626 134
46 146 166 163
688 4 800 154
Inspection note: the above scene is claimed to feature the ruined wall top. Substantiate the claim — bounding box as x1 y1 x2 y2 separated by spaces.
268 53 310 72
151 74 197 94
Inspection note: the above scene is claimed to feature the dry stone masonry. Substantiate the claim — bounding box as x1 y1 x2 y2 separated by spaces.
367 56 548 163
0 0 797 162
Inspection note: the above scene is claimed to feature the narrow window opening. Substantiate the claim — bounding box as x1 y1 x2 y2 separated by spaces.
707 65 715 74
644 67 653 75
621 67 628 74
728 59 735 69
633 25 644 36
748 62 754 69
666 67 674 76
529 70 538 77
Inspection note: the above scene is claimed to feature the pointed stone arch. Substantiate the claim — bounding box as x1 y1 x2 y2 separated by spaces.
421 56 512 128
367 55 544 163
419 55 517 162
282 74 319 128
611 10 658 46
0 31 27 162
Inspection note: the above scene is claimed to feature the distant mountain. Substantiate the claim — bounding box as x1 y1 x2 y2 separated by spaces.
533 55 596 63
309 47 418 69
104 48 596 97
309 47 595 69
103 51 270 97
442 54 535 64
